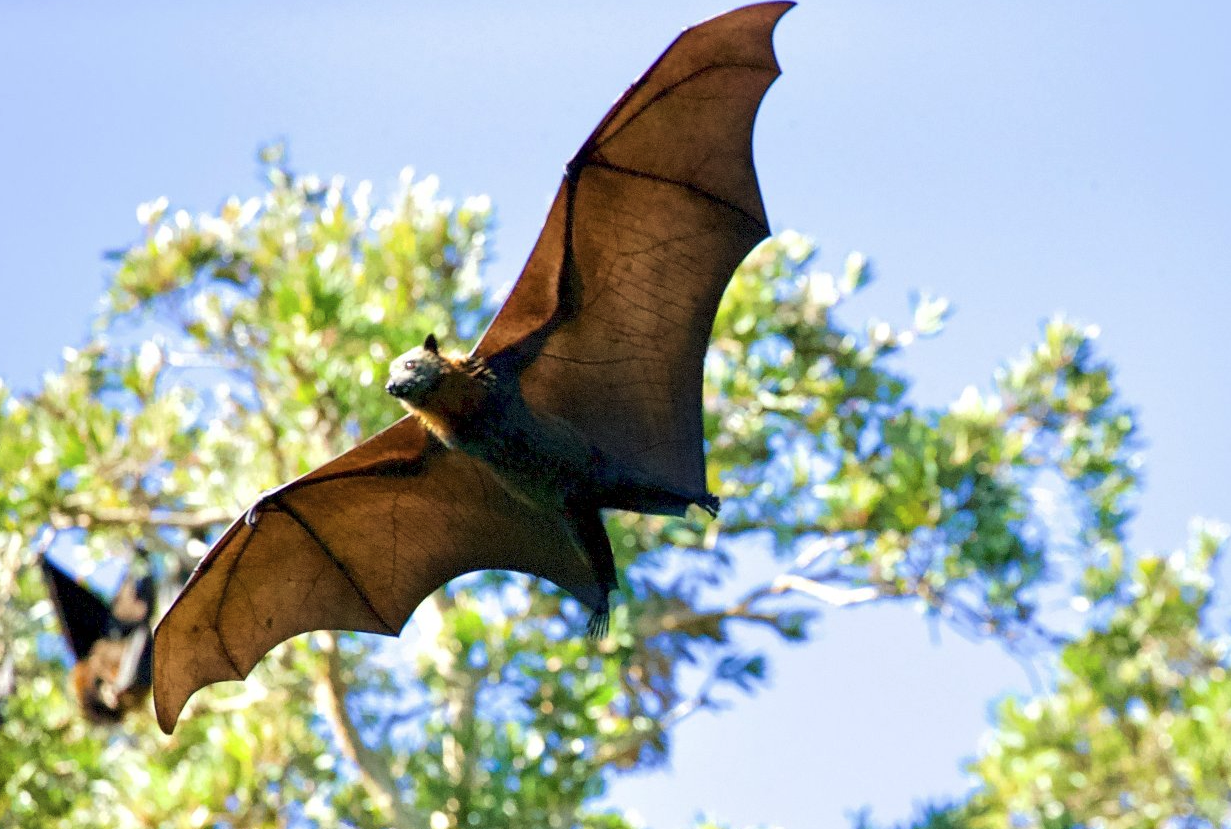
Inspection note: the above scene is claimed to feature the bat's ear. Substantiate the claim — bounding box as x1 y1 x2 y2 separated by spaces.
424 333 439 355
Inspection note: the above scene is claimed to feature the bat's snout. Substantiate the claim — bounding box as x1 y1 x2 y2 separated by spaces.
385 376 418 401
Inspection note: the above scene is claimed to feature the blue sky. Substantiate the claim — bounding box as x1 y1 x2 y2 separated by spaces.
2 2 1228 826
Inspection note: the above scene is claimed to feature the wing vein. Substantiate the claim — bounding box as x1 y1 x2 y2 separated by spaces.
583 61 777 164
215 528 255 676
584 160 769 232
275 496 399 635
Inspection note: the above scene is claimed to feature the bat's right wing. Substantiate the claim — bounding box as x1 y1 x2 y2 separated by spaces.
153 416 604 734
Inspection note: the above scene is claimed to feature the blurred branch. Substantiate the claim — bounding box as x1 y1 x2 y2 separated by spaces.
655 562 875 636
0 533 28 705
659 670 724 731
48 504 233 530
315 631 422 829
380 700 433 732
770 574 879 607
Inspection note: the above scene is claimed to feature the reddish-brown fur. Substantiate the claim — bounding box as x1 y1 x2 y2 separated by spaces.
70 639 151 724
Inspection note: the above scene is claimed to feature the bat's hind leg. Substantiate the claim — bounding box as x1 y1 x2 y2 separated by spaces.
592 462 720 519
566 505 618 640
693 492 721 518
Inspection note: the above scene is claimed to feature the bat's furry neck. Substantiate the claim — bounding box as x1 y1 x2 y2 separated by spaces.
407 354 498 447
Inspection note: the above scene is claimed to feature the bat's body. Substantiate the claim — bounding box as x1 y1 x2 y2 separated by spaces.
386 337 719 631
41 554 155 724
388 338 595 512
154 2 792 733
72 633 152 724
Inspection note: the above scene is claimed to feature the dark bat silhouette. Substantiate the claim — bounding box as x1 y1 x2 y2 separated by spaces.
153 1 791 734
40 552 155 724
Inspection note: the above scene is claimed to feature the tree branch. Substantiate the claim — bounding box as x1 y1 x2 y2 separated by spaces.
313 631 422 829
48 504 233 530
770 574 880 607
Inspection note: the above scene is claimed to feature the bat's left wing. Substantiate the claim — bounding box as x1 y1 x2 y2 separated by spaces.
476 2 792 502
153 416 604 734
40 554 113 662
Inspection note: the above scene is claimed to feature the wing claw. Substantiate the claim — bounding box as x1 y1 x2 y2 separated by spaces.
244 489 280 526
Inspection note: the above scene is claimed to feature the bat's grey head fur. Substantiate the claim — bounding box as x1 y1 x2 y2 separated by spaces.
386 335 445 407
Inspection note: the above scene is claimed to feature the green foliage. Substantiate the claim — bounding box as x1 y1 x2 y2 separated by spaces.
962 522 1231 829
0 150 1213 828
701 238 1135 645
858 524 1231 829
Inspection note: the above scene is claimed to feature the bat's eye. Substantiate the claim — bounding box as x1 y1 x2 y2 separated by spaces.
403 360 414 370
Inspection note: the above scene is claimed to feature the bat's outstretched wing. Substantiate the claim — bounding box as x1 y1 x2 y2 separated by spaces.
40 554 113 662
476 2 792 498
153 416 602 733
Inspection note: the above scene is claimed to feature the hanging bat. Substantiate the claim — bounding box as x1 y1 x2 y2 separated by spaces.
40 552 155 724
153 1 792 734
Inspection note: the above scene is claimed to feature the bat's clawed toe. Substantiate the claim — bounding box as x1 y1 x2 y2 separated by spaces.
696 493 721 518
586 610 610 640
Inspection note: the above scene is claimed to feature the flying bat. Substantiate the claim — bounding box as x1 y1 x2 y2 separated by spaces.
40 552 155 724
154 1 792 734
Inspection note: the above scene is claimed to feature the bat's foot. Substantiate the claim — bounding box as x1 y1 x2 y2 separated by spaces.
696 493 720 518
586 610 610 640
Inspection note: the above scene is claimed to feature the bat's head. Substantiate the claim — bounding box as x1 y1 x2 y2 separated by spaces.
386 334 447 410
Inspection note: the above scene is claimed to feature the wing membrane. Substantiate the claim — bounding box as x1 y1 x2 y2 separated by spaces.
476 2 791 495
153 419 601 733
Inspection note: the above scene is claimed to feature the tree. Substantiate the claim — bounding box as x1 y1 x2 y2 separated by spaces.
0 148 1183 828
865 521 1231 829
